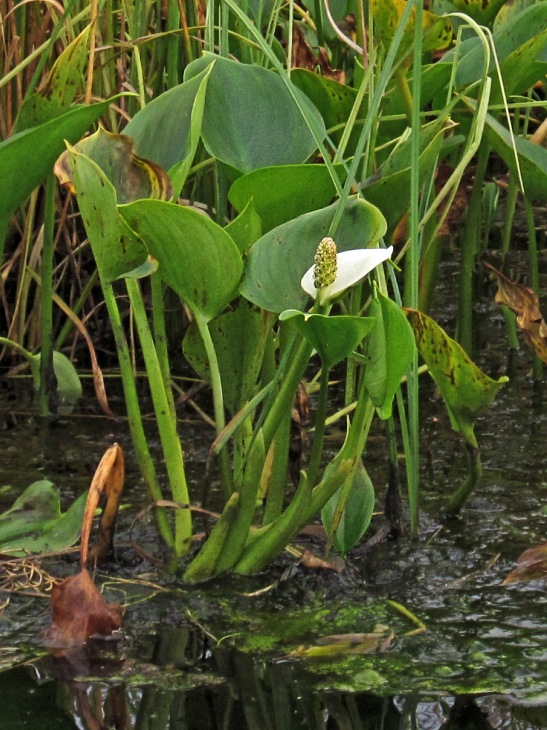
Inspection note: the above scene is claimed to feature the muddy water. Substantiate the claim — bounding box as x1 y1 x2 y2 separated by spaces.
0 267 545 728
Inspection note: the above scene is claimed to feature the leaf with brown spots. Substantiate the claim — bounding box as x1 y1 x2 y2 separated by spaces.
405 309 508 446
291 25 345 83
484 262 547 363
501 543 547 585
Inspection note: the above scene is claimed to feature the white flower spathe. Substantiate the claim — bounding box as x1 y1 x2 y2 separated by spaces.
301 246 393 305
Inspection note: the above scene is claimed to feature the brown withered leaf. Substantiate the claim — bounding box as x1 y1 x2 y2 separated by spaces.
45 445 125 647
501 542 547 586
81 443 125 566
45 568 122 647
291 25 345 83
484 261 547 362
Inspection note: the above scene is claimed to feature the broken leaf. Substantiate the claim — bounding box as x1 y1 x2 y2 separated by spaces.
485 262 547 363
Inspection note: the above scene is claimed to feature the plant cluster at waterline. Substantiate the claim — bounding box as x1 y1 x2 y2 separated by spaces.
1 0 545 582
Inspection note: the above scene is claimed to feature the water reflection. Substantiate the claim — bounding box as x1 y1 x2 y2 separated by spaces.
2 626 544 730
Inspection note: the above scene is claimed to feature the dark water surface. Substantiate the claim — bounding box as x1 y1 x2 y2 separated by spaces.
0 273 546 728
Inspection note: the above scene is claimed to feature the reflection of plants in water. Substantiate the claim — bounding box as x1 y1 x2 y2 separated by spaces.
1 1 545 582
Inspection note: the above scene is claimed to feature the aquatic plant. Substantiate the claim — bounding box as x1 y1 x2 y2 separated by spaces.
1 0 545 578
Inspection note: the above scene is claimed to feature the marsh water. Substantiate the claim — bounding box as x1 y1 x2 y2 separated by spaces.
0 257 546 729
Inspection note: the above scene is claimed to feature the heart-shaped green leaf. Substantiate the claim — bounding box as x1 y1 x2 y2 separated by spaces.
240 198 387 313
184 53 325 171
119 199 243 322
229 164 340 234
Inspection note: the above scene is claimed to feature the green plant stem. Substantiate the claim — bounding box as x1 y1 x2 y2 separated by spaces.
151 274 177 421
101 281 175 552
445 440 482 516
206 336 313 576
262 409 292 525
306 365 330 488
395 67 413 126
458 140 490 355
54 269 99 350
126 278 192 557
194 313 234 496
524 196 543 381
39 174 56 416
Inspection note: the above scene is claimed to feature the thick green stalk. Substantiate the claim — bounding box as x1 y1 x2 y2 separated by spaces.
150 275 177 422
39 174 56 416
306 365 330 488
208 336 313 575
101 281 175 552
445 441 482 516
126 278 192 557
194 313 234 496
262 409 292 525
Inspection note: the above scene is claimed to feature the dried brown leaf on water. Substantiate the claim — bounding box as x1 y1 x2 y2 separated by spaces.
45 568 123 647
501 543 547 585
484 261 547 362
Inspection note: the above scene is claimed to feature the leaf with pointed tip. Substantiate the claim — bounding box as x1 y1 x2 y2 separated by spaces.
405 309 508 447
0 99 113 222
225 198 262 255
229 164 341 234
280 310 376 371
119 199 243 322
13 24 93 133
364 293 416 420
62 148 148 282
184 53 325 171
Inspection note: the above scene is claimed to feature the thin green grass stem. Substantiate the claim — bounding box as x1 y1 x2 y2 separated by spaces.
194 312 234 496
458 140 490 355
39 174 56 416
524 197 543 381
126 277 192 557
101 281 175 552
262 409 292 525
403 0 422 534
54 269 99 350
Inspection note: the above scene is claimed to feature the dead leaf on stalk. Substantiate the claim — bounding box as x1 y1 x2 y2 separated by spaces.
81 443 125 566
484 262 547 363
501 543 547 585
288 625 394 658
44 445 125 647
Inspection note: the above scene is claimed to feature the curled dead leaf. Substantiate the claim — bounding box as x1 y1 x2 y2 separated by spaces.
485 262 547 363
